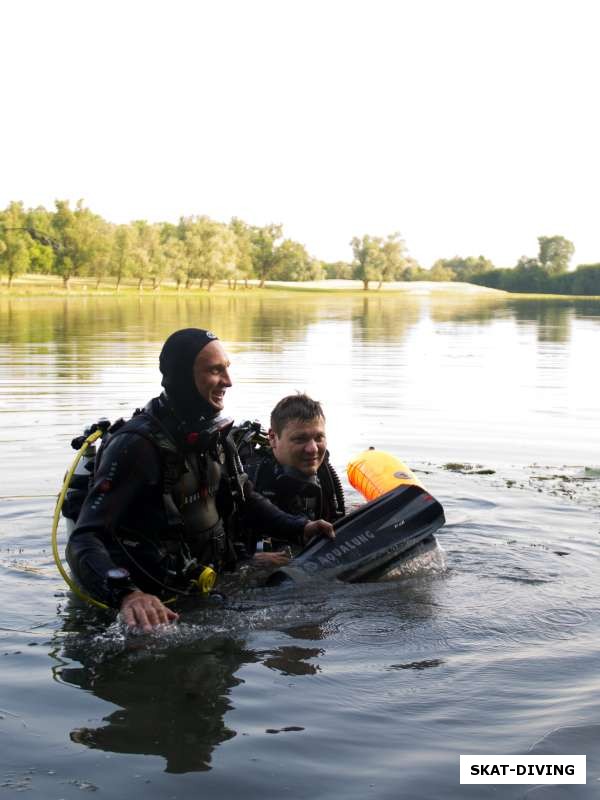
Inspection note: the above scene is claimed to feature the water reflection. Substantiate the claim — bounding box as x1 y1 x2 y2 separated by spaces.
262 645 323 676
53 603 328 774
0 295 348 350
505 299 572 343
60 637 247 773
3 294 600 359
426 295 582 346
1 292 599 484
349 295 422 342
428 295 510 325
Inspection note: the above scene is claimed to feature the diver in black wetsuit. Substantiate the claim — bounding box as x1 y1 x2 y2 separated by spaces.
66 330 334 631
234 394 345 557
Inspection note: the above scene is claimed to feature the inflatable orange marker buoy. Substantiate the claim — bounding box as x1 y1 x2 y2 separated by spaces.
347 448 423 501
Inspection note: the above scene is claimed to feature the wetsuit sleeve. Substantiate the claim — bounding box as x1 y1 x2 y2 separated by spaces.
241 482 307 546
66 432 161 607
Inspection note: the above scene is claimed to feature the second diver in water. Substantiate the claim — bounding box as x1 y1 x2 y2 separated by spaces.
233 393 345 562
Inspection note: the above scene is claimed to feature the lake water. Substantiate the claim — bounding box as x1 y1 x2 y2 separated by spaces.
0 291 599 799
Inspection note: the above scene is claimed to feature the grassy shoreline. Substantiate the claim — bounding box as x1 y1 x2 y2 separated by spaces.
1 275 599 301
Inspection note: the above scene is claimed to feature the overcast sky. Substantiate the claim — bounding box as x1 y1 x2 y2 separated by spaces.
1 0 598 268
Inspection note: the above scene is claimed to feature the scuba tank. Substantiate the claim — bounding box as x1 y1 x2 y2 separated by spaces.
61 418 111 532
54 413 223 608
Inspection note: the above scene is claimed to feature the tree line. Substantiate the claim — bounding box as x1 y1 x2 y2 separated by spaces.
333 234 600 295
0 200 323 290
1 201 599 295
466 236 600 296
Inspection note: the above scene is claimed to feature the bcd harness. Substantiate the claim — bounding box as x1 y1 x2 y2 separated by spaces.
65 402 250 598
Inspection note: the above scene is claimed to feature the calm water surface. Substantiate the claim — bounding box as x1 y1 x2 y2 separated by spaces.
0 292 599 799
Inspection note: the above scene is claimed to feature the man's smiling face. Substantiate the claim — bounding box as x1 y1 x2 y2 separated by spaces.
193 340 232 412
269 417 327 476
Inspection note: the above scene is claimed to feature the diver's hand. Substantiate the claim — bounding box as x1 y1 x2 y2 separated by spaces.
119 591 179 632
303 519 335 544
252 551 291 568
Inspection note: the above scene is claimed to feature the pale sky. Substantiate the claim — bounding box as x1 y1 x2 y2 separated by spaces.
1 0 599 268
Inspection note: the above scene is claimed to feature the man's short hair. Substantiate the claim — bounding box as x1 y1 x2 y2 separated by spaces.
270 393 325 436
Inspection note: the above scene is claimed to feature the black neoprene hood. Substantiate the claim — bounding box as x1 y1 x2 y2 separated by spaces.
159 328 219 422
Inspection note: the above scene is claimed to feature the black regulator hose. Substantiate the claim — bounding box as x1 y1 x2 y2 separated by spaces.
326 461 346 518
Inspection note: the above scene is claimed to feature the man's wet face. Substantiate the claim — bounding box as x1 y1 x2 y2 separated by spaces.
269 417 326 476
193 341 232 411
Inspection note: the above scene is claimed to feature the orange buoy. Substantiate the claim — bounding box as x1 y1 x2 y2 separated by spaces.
347 448 423 502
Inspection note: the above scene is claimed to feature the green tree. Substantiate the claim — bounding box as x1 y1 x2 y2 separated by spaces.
570 264 600 295
50 200 103 289
177 216 236 290
470 268 512 290
162 233 187 290
428 261 456 281
0 201 32 287
271 239 321 281
251 224 284 288
402 257 427 281
379 232 408 286
129 221 169 290
111 225 135 290
351 235 385 290
515 256 540 271
537 235 574 275
510 259 550 291
229 217 254 288
129 221 152 290
431 255 494 282
177 217 202 288
147 223 170 290
197 218 237 290
24 206 56 274
323 260 353 279
86 219 113 288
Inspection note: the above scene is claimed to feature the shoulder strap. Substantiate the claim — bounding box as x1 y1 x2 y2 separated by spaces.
223 431 249 507
99 409 185 493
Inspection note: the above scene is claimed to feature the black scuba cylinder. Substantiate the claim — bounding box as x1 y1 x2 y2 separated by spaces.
62 418 112 527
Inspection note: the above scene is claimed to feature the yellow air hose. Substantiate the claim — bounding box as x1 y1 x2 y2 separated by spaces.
51 429 109 610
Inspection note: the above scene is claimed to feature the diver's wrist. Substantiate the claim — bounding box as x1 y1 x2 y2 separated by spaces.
105 567 139 606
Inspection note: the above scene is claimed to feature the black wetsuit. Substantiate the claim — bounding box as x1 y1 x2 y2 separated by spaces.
66 397 306 608
245 452 345 522
237 449 345 555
